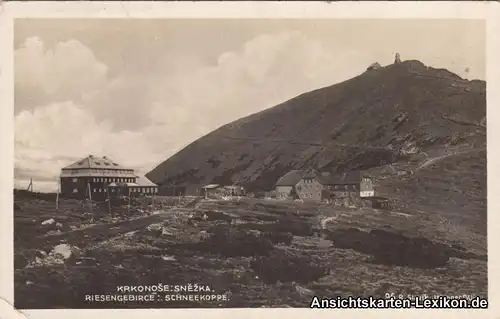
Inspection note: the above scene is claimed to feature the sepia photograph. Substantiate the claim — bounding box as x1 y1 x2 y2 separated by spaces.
1 2 496 314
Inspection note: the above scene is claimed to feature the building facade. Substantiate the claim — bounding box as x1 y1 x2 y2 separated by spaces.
295 173 323 201
201 184 245 199
274 170 375 202
60 155 157 200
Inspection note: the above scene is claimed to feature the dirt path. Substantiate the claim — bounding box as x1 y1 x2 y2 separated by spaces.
34 212 170 247
35 197 203 247
35 202 196 247
416 147 484 171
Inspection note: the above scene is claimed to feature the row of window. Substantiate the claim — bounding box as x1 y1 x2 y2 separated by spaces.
303 179 316 184
72 187 158 194
72 177 135 183
296 184 357 191
297 184 321 191
66 169 134 176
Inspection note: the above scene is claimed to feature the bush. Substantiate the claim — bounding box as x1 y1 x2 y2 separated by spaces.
326 227 450 269
174 228 274 257
237 220 313 237
251 250 329 284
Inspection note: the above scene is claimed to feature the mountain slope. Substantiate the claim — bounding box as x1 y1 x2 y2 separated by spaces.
146 60 486 195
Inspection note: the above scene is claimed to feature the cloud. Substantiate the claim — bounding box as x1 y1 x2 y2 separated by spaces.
15 37 108 112
13 31 386 191
152 31 374 129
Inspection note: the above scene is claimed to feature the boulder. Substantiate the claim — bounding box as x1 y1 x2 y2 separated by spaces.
52 244 73 259
367 62 382 71
41 218 55 225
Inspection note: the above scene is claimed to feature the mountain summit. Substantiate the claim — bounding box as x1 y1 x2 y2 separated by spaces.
146 60 486 194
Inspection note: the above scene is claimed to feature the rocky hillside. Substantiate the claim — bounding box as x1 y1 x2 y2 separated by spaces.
146 60 486 194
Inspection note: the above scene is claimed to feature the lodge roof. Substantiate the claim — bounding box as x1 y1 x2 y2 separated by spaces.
275 170 370 187
61 155 131 171
316 171 365 185
202 184 221 189
275 170 304 186
108 176 157 188
136 176 157 187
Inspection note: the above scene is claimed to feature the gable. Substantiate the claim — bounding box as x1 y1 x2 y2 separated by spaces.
275 170 304 186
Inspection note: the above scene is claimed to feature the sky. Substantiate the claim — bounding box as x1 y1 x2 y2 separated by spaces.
13 19 485 192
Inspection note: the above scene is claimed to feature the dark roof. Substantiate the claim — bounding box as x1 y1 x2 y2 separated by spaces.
316 171 370 185
275 170 304 186
275 169 370 187
62 155 130 170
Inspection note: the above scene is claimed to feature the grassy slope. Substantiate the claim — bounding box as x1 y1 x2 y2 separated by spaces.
146 60 485 193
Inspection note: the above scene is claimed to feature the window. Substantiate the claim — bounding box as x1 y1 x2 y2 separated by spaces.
72 188 78 193
72 178 78 183
93 188 97 192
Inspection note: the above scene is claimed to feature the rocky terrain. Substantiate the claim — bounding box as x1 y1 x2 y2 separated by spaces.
14 194 486 309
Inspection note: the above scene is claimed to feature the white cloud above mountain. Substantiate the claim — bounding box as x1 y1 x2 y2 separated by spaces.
14 20 485 191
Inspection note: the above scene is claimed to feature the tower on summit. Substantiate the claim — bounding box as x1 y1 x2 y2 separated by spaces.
394 53 401 64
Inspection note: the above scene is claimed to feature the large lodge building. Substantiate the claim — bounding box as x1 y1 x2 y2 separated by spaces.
60 155 158 200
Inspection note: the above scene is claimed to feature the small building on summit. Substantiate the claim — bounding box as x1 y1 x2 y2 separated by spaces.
59 155 157 200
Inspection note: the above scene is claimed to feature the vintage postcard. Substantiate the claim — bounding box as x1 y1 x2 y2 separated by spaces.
1 1 499 319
